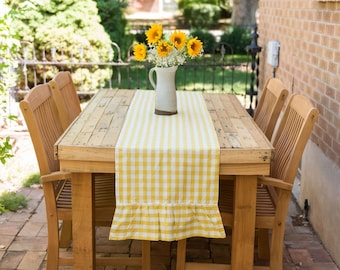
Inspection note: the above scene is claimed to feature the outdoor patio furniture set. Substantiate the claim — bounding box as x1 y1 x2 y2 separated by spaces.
19 71 318 270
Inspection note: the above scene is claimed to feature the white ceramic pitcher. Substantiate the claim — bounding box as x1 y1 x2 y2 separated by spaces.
149 66 178 115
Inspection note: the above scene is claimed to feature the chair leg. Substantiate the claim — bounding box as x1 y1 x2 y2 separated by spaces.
59 220 72 248
269 191 291 270
142 240 151 270
257 228 270 260
269 226 284 270
46 218 60 270
176 239 187 270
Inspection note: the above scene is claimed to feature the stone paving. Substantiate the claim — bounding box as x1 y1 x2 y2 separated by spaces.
0 186 338 270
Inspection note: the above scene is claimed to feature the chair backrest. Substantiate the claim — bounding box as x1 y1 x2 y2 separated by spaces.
271 94 318 184
48 71 81 130
19 83 64 176
254 78 289 140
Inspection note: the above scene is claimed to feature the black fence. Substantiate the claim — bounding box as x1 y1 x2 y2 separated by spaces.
14 41 246 94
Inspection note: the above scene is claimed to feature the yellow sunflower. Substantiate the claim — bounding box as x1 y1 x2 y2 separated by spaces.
170 30 187 50
156 41 173 57
133 43 147 61
187 37 203 57
146 24 163 45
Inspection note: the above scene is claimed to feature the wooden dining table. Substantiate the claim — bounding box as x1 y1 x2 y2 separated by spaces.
54 89 273 270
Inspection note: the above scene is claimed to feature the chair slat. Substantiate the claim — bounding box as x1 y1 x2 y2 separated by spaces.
254 78 289 140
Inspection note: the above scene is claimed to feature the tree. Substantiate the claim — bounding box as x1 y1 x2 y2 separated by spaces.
6 0 113 91
231 0 258 27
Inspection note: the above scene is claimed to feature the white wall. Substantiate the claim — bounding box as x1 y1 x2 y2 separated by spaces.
299 141 340 267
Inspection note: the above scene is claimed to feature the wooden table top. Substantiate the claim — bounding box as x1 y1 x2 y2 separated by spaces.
55 89 273 176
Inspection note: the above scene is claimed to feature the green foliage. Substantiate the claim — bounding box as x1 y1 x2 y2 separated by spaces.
97 0 134 60
178 0 219 10
6 0 113 92
0 203 6 213
0 4 18 164
134 25 148 44
233 54 250 63
218 0 232 18
220 26 252 54
0 191 28 213
178 0 222 29
183 3 221 29
22 173 41 187
0 137 14 164
0 6 19 93
189 29 216 54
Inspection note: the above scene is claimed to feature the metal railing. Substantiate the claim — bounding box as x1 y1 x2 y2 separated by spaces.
14 41 245 96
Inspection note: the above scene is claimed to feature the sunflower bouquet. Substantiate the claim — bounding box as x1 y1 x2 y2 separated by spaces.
133 24 203 68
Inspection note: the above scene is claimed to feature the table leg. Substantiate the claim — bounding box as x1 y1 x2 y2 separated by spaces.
231 175 257 269
176 239 186 270
72 173 96 269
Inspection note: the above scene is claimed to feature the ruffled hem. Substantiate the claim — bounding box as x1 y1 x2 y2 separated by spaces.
109 203 226 241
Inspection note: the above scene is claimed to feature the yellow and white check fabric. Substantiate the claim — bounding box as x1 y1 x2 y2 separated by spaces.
109 90 225 241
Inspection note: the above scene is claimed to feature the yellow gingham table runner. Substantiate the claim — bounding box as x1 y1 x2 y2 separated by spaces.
109 90 225 241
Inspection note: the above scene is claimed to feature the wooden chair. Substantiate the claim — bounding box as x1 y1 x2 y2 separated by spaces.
20 84 150 269
177 94 318 270
48 70 123 245
48 71 81 130
48 71 112 246
253 78 289 140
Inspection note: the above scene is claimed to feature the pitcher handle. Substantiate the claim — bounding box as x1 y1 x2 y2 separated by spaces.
149 67 156 89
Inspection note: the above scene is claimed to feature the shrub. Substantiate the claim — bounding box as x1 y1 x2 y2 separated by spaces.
178 0 219 10
22 173 41 187
190 29 216 54
97 0 134 60
9 0 113 92
134 26 148 44
0 3 20 155
219 0 232 19
0 137 13 164
220 26 252 54
0 191 28 212
183 3 221 29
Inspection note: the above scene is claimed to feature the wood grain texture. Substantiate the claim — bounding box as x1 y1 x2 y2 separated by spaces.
55 89 273 175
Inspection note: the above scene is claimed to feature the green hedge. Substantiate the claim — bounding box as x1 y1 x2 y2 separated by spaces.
220 26 252 54
189 29 216 54
183 3 221 29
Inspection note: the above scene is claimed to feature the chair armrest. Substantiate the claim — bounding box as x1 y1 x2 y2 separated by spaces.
41 171 72 183
258 176 293 191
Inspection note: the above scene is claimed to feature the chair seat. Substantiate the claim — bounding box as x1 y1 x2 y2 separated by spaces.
218 181 276 223
56 174 115 215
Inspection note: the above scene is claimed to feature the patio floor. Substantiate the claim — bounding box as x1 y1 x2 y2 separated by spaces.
0 186 338 270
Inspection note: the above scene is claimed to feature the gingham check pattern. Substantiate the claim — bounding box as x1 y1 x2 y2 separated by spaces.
109 90 225 241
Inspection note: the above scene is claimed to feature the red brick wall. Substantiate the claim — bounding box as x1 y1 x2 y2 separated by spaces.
257 0 340 167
